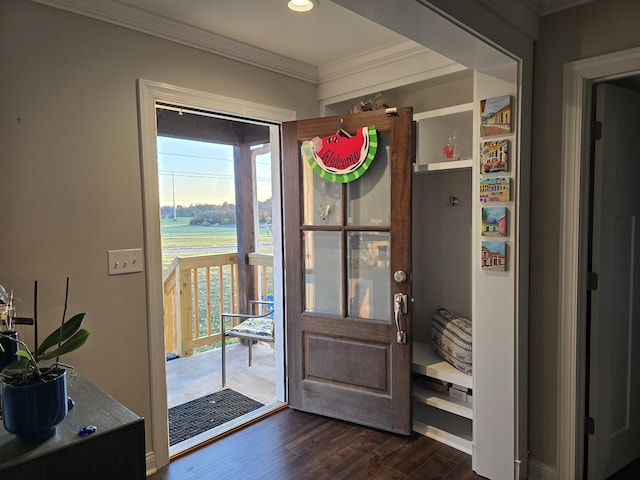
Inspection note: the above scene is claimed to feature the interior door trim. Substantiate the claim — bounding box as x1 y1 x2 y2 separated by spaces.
559 46 640 480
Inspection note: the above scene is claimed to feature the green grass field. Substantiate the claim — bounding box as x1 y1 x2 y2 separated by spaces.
161 217 273 269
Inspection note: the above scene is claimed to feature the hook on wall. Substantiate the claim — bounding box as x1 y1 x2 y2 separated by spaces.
449 196 459 207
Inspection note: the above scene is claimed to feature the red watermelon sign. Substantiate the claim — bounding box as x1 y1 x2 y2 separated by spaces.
302 126 378 183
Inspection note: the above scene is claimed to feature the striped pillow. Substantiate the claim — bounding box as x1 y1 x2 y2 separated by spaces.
430 308 472 374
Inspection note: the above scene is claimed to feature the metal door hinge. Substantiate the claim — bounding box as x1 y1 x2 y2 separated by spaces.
593 121 602 140
587 272 598 291
586 416 595 435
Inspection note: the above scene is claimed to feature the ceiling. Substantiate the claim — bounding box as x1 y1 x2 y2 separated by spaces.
117 0 408 67
33 0 594 83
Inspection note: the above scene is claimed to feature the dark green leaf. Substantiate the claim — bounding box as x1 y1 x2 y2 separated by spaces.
37 329 90 361
37 312 86 356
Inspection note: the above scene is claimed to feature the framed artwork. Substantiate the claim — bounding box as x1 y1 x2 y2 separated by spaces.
481 206 507 237
480 95 512 137
481 241 507 271
480 139 509 173
480 177 510 203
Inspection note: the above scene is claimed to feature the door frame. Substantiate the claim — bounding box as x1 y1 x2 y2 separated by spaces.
559 46 640 480
136 79 295 471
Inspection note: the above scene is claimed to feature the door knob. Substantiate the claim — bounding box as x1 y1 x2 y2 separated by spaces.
393 270 407 283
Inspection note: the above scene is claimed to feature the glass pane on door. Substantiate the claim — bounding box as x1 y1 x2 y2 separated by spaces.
303 231 342 315
347 231 391 320
302 151 342 226
347 133 390 227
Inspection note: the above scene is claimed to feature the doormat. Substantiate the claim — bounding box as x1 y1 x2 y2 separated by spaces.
168 389 263 446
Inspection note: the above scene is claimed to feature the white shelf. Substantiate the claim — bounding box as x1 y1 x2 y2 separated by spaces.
413 402 473 454
413 341 473 389
413 383 473 419
413 102 474 170
414 158 473 173
411 97 476 456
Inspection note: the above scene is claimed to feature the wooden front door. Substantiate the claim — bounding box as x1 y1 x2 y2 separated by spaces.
282 107 413 435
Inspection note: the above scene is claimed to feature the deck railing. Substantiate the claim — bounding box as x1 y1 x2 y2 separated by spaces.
162 252 273 357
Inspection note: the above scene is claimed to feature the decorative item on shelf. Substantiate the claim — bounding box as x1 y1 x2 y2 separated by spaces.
349 92 384 114
480 139 509 173
481 206 508 237
442 131 460 161
480 95 512 137
0 278 89 439
479 177 510 203
481 241 507 271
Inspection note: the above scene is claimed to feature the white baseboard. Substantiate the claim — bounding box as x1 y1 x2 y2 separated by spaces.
528 459 557 480
146 451 157 477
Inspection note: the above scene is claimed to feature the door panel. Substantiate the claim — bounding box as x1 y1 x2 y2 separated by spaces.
305 335 389 391
283 108 413 434
589 83 640 479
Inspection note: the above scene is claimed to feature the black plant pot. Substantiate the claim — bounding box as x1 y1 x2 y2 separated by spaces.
1 368 68 439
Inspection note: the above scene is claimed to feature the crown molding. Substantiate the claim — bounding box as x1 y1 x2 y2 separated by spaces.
319 41 430 84
30 0 455 91
525 0 595 16
318 42 466 104
30 0 318 83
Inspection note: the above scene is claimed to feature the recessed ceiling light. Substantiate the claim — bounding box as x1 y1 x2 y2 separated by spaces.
288 0 317 12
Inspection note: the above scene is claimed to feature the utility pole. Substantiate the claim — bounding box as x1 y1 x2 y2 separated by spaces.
172 171 177 220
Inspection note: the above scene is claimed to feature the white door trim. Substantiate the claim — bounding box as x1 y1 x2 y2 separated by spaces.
136 79 295 471
559 46 640 480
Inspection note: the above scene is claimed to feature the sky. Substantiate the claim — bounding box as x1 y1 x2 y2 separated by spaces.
157 136 272 207
481 95 511 119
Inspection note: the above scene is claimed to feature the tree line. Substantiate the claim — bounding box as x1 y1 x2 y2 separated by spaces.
161 198 272 226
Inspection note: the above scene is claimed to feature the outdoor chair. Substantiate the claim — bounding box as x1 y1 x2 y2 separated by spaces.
221 300 275 387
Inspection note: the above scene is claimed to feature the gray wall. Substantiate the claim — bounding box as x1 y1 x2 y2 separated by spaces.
5 0 640 472
530 0 640 470
0 0 318 454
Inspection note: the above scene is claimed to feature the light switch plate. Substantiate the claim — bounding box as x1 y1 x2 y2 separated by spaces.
107 248 144 275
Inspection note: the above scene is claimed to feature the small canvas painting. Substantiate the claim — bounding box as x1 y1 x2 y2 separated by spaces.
480 139 509 173
481 241 507 271
482 207 507 237
480 177 510 203
480 95 512 137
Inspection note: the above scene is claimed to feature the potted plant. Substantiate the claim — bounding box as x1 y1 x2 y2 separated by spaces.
0 280 89 439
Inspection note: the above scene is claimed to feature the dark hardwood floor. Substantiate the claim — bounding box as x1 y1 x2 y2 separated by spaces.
149 407 484 480
609 456 640 479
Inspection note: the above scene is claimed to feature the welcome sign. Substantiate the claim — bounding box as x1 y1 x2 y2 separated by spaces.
302 126 378 183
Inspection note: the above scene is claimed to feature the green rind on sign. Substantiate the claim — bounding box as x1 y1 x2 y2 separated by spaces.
303 126 378 183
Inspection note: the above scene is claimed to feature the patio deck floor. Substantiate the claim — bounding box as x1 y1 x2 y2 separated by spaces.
166 341 277 409
166 341 279 455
